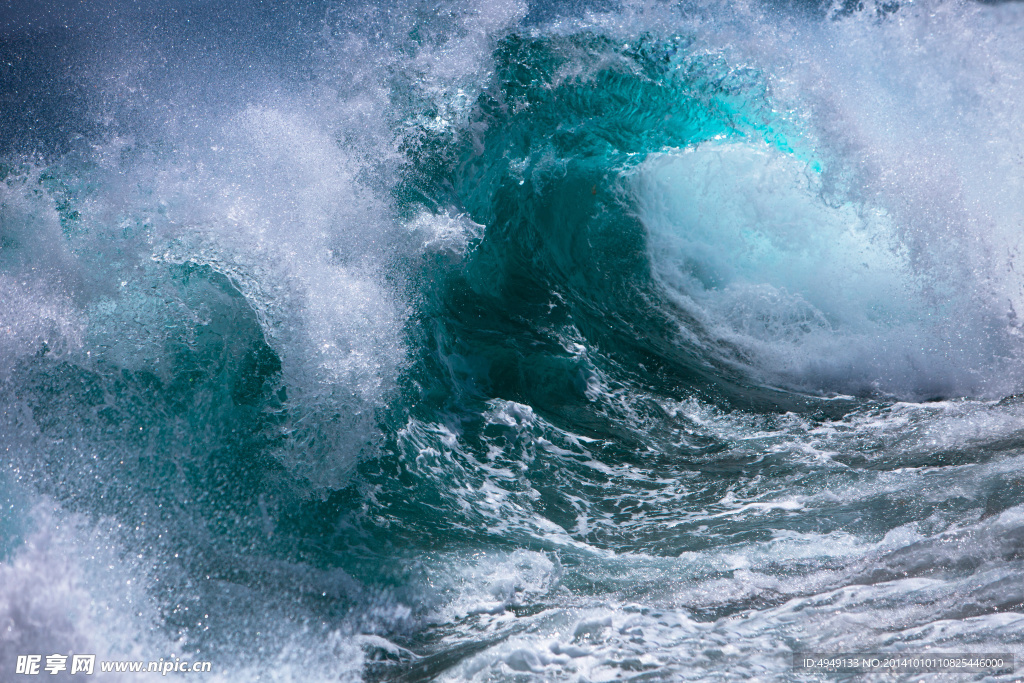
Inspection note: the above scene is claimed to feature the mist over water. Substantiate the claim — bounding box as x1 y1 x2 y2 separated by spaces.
3 0 1024 680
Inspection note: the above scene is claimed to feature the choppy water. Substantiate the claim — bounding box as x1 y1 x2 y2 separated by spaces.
3 0 1024 680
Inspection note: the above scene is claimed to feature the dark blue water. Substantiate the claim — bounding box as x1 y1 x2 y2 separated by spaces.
3 0 1024 680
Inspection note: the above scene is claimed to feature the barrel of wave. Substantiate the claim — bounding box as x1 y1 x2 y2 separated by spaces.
631 139 991 399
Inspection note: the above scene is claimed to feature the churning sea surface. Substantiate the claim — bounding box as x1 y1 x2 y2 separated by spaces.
3 0 1024 680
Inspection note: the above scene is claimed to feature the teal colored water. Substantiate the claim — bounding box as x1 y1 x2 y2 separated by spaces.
3 1 1024 680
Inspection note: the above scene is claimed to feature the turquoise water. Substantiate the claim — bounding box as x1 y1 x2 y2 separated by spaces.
3 1 1024 680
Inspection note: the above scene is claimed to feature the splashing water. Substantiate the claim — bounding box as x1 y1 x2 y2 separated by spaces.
3 0 1024 681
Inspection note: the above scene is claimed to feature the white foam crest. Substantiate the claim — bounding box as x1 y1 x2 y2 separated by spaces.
0 505 172 682
771 1 1024 398
638 55 1024 397
639 140 944 396
64 97 412 488
134 103 408 391
604 0 1024 399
